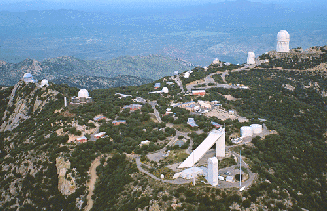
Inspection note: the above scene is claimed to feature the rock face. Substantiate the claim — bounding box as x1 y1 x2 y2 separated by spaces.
0 80 59 132
56 157 76 195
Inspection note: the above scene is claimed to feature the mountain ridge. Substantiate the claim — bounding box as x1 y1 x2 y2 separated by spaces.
0 54 193 88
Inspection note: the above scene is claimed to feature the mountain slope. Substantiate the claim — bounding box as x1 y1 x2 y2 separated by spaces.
52 75 153 90
0 55 192 87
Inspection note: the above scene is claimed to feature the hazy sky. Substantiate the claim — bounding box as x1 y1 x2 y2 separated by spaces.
0 0 326 10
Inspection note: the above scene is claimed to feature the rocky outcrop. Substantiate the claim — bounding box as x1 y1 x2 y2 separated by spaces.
0 81 59 132
56 157 76 196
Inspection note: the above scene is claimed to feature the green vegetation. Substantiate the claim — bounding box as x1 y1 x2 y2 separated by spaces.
1 48 327 210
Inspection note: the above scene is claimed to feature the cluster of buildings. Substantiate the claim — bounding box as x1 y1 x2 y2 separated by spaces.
150 82 169 94
123 104 143 111
173 100 220 113
112 120 126 125
74 131 107 144
22 73 49 87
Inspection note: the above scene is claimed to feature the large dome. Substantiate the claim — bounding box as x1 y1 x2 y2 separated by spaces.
23 73 33 78
78 89 89 98
277 30 290 42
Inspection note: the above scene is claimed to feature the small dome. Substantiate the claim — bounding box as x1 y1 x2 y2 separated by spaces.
162 87 169 93
212 58 220 64
78 89 89 98
277 30 290 42
40 79 48 87
23 73 33 78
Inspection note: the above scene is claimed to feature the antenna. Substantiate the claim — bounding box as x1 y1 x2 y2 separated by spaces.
240 150 242 187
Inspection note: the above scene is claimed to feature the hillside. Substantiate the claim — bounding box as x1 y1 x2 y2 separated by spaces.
0 54 192 87
52 75 153 90
0 48 327 210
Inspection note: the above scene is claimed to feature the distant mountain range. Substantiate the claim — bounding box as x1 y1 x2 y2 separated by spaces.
1 2 326 65
0 55 193 88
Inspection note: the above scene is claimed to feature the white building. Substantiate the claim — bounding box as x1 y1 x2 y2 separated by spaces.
241 126 253 138
71 89 92 104
208 157 218 186
162 87 169 94
247 52 256 65
212 58 220 64
250 124 263 134
23 73 36 83
184 72 190 78
40 79 49 87
276 30 290 53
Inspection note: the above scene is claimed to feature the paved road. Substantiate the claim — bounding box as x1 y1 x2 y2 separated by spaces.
148 101 162 123
172 75 185 93
90 123 100 142
135 156 191 185
186 69 250 91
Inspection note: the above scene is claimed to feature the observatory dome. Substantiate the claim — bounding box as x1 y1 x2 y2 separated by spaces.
162 87 169 94
250 124 262 134
212 58 220 64
23 73 36 83
78 89 89 98
23 73 33 78
40 79 48 87
184 72 190 78
241 126 253 138
277 30 290 42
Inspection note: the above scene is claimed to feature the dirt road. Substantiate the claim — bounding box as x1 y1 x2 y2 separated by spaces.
84 156 101 211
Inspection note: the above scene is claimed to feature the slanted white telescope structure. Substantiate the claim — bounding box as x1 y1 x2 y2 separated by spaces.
276 30 290 53
208 157 218 186
178 128 225 168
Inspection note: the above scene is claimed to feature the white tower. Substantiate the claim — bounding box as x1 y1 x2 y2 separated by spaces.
247 52 255 65
276 30 290 53
208 157 218 186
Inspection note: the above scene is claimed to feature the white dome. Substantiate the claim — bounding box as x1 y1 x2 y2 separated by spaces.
23 73 33 78
250 124 262 134
162 87 169 93
212 58 220 64
277 30 290 42
40 79 48 87
78 89 89 98
184 72 190 78
241 126 253 138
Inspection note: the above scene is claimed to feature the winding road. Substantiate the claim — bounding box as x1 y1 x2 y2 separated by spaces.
84 156 101 211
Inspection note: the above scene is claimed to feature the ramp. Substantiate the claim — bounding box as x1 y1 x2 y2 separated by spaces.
178 128 225 168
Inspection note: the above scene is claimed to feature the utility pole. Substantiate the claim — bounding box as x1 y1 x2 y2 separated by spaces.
240 150 242 187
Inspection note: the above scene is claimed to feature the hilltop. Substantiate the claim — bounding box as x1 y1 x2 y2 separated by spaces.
0 47 326 210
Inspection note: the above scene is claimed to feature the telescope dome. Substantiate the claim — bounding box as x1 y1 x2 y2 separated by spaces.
78 89 89 98
277 30 290 42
